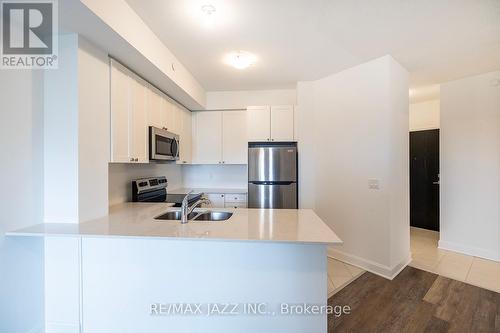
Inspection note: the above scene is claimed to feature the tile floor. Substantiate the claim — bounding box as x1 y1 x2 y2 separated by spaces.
410 226 500 293
327 257 365 297
327 227 500 298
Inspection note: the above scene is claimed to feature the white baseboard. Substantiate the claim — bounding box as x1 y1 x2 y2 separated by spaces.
327 247 412 280
438 240 500 262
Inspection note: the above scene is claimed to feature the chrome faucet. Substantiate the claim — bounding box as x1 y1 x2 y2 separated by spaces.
181 191 211 224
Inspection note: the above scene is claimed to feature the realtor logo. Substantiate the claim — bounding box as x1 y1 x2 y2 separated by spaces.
1 0 58 68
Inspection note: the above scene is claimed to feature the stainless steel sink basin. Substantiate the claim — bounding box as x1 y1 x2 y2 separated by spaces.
155 211 197 220
192 211 233 221
154 210 233 222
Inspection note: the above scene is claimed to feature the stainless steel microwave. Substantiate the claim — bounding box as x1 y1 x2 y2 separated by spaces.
149 126 179 161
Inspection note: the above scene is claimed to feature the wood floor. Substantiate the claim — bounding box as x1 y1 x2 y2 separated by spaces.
328 266 500 332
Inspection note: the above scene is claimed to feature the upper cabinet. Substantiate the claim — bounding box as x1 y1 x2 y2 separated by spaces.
146 86 163 130
169 103 183 136
111 59 193 164
110 60 148 163
147 86 183 135
246 105 294 142
246 106 271 141
192 111 223 164
176 106 192 165
129 75 148 163
270 105 294 141
222 111 248 164
192 110 247 164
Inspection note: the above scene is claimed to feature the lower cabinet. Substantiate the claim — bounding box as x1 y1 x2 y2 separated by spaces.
203 193 247 208
204 193 225 208
224 202 247 209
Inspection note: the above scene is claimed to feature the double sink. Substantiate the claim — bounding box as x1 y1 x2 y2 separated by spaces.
155 210 233 222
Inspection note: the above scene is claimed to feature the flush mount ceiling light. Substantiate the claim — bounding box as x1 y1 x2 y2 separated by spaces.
224 51 257 70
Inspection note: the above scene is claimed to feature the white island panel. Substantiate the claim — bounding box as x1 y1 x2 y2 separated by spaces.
81 237 327 333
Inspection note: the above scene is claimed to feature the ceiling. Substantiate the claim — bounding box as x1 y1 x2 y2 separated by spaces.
125 0 500 91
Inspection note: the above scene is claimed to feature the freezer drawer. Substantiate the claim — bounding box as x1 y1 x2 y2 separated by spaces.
248 183 297 209
248 145 297 182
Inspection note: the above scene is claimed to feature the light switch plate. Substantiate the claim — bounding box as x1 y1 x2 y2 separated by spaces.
368 178 380 190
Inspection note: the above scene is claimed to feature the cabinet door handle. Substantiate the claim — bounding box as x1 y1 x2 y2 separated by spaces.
130 158 134 162
222 161 225 164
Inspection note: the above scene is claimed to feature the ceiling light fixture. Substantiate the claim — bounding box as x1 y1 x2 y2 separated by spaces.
224 51 257 70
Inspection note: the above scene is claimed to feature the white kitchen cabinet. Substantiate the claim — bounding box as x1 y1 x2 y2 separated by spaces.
246 106 271 142
147 86 163 129
271 105 294 141
224 193 247 209
222 110 247 164
160 96 173 131
246 105 294 142
204 193 225 208
224 202 247 209
110 61 130 163
177 106 192 164
202 193 247 208
192 110 248 164
192 111 223 164
111 59 194 164
130 75 148 163
110 60 148 163
170 103 183 135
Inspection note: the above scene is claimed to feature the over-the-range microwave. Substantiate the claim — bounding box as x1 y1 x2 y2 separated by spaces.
149 126 179 161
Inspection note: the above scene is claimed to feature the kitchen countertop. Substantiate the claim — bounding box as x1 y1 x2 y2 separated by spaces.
168 187 248 194
7 203 342 245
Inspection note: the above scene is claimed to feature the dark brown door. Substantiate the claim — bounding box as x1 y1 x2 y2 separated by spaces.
410 129 440 231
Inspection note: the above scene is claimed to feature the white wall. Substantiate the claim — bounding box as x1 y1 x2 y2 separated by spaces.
205 89 296 110
74 0 206 109
297 56 410 278
409 99 440 131
78 37 110 222
109 163 183 205
295 82 317 209
439 70 500 261
182 165 248 189
0 69 45 332
44 35 110 223
44 34 79 223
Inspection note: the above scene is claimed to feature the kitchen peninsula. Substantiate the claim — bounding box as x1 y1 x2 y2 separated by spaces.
8 204 341 333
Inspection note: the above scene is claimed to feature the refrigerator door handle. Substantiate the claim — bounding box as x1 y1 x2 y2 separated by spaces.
248 182 297 209
249 181 295 185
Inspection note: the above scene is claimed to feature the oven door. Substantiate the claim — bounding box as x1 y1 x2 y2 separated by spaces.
149 127 179 161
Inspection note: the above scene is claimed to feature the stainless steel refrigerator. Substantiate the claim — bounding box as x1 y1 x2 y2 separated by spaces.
248 142 298 209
